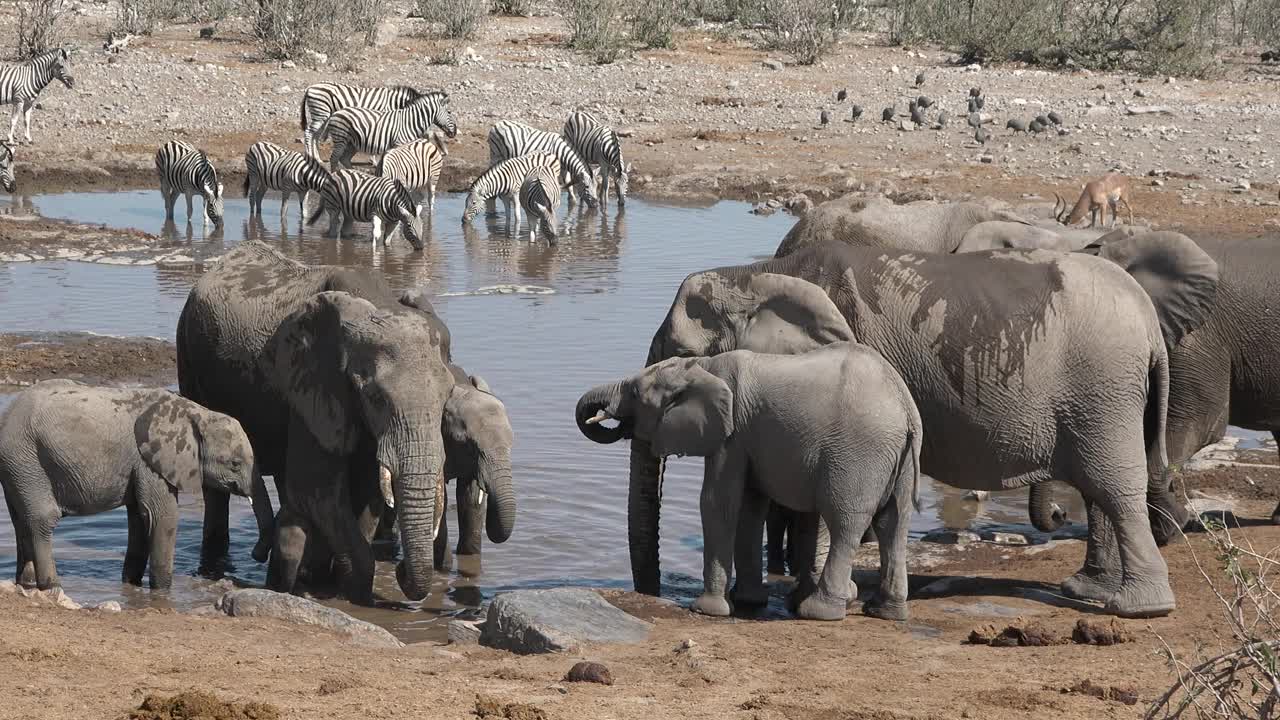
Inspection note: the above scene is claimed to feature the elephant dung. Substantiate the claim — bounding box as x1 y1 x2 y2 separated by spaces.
479 588 653 655
565 661 614 685
215 589 403 649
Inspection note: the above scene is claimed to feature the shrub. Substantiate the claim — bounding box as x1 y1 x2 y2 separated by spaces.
631 0 685 49
247 0 380 62
492 0 533 15
116 0 181 35
753 0 843 65
14 0 67 60
416 0 489 39
189 0 238 22
559 0 627 62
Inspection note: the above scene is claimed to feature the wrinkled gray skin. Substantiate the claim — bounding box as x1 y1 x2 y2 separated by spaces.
623 241 1221 617
176 243 495 603
957 220 1110 252
0 380 255 590
577 345 922 622
1032 232 1280 538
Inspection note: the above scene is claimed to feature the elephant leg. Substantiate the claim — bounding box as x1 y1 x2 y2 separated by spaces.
1099 491 1175 617
299 534 336 589
786 512 828 613
864 493 911 621
797 505 869 622
6 492 36 587
1060 498 1122 602
455 477 485 559
268 505 308 594
434 487 450 571
122 501 150 585
730 484 770 608
691 447 746 617
765 503 789 575
199 486 231 571
142 491 180 590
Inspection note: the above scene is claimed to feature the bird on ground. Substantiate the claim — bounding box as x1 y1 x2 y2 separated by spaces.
967 112 982 128
969 86 982 97
910 104 926 126
933 110 950 129
1006 118 1027 133
882 106 896 123
820 109 831 127
967 97 978 113
915 72 926 88
849 104 863 122
836 88 848 102
1048 110 1064 125
975 126 988 145
1029 119 1046 134
917 95 933 109
974 95 986 110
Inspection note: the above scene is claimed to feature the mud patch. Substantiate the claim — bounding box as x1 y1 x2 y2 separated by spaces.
0 333 176 387
1061 679 1140 705
127 690 280 720
474 694 549 720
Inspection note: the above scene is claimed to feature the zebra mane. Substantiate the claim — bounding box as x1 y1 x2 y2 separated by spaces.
299 151 330 178
31 47 69 64
0 141 12 160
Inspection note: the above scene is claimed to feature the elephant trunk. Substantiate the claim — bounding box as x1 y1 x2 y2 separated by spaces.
1028 483 1067 533
455 477 485 556
249 466 276 564
628 441 664 596
382 421 443 602
575 382 630 444
479 450 515 543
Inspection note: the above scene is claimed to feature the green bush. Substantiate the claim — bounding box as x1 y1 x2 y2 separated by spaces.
417 0 489 39
247 0 379 61
492 0 533 15
631 0 685 48
560 0 628 62
117 0 182 35
753 0 844 65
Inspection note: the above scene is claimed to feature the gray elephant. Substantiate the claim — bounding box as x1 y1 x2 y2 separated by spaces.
0 380 256 590
577 344 922 621
176 243 510 603
956 220 1110 252
1030 232 1280 536
618 240 1219 617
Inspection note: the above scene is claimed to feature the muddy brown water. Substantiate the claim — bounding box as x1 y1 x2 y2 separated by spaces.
2 189 1254 642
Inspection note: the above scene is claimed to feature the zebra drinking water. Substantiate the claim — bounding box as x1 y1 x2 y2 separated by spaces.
300 83 430 158
243 141 331 219
486 120 598 208
519 165 560 244
155 140 224 225
463 151 562 230
377 134 448 218
0 142 15 192
1 48 75 145
318 92 457 171
306 169 424 249
561 111 630 206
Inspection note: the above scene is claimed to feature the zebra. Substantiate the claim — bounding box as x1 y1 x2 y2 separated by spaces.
300 83 429 157
155 140 224 225
486 120 598 209
306 169 423 249
376 134 448 218
0 141 15 192
243 141 331 219
318 92 457 172
519 165 560 244
561 111 631 206
1 48 75 145
463 151 561 230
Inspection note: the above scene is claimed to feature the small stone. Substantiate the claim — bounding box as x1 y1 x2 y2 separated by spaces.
280 60 296 69
965 63 982 72
565 661 613 685
92 600 123 613
726 80 739 90
1231 179 1251 194
762 59 784 71
981 531 1029 545
1152 178 1164 187
677 639 696 651
922 529 981 545
980 155 994 164
962 490 989 501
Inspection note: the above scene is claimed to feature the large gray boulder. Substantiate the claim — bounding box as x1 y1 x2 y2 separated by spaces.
479 588 653 655
215 589 403 649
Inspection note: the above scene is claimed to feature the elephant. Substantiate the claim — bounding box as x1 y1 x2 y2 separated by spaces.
1028 232 1280 536
0 380 256 590
618 239 1219 618
175 242 509 603
576 344 923 621
956 220 1113 252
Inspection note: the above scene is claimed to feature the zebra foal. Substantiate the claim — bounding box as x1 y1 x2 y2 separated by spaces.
562 111 630 206
319 92 456 171
300 83 428 158
306 170 424 249
0 142 15 192
463 151 561 230
155 140 224 225
487 120 598 208
1 48 75 145
243 141 331 219
377 134 448 218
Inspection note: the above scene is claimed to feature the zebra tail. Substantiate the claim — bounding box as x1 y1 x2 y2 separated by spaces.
299 94 308 131
305 200 326 226
241 170 250 197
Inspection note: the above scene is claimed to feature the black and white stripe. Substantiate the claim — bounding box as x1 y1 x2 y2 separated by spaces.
519 165 560 244
0 142 15 192
243 141 331 219
1 48 74 145
487 120 598 208
300 83 427 157
318 93 456 171
306 169 424 249
463 151 562 227
377 135 448 218
562 111 630 206
155 140 224 225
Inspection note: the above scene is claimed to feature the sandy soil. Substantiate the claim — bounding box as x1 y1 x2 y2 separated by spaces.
0 332 175 387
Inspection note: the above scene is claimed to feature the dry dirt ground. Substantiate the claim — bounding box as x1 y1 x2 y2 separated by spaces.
4 7 1280 720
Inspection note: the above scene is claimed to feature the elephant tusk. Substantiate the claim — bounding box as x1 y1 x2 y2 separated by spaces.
475 487 487 508
584 411 613 425
379 465 395 509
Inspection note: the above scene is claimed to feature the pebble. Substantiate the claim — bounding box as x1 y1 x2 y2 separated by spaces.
762 59 784 71
922 529 982 545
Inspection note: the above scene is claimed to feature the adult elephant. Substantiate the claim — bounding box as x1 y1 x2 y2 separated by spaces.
957 220 1121 252
582 241 1218 617
1029 233 1280 535
177 243 510 603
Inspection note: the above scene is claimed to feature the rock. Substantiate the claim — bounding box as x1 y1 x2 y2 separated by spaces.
762 59 784 71
965 63 982 72
303 50 328 66
783 193 813 215
92 600 122 612
1231 179 1251 193
280 60 296 69
980 155 993 164
373 21 398 47
1125 105 1175 116
448 618 483 646
215 589 403 648
479 588 653 655
922 529 981 545
464 46 483 62
564 661 614 685
980 531 1029 545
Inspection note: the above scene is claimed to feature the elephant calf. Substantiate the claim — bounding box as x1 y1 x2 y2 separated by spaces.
0 380 257 590
577 343 922 622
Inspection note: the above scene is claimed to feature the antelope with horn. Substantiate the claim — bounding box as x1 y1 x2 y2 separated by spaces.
1054 172 1134 228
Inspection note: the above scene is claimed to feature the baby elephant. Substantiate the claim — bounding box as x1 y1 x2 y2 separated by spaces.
576 343 922 621
0 380 257 590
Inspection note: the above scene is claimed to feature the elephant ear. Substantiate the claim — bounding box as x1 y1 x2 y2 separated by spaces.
262 291 372 455
1087 231 1219 347
736 272 855 355
135 396 201 494
652 362 735 458
470 375 491 394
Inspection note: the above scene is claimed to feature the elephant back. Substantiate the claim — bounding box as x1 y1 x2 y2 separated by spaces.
774 195 1001 258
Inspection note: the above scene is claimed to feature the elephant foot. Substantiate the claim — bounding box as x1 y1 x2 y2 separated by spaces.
796 591 848 621
863 593 908 622
690 593 731 617
766 560 787 576
1061 571 1122 603
251 539 271 564
1148 495 1189 546
731 582 770 609
1104 580 1175 618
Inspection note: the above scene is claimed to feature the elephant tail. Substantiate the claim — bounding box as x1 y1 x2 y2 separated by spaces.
1147 345 1185 544
896 406 923 514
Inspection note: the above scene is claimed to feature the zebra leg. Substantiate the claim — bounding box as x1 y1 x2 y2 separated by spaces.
340 214 355 238
277 190 290 218
427 184 436 214
184 192 196 223
22 99 34 144
7 103 21 145
325 209 341 238
372 215 383 243
161 185 176 221
297 191 308 221
600 172 610 206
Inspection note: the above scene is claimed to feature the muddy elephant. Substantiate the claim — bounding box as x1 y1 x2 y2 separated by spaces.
0 381 256 590
956 220 1117 252
177 243 512 603
615 240 1219 617
1030 232 1280 536
577 344 922 621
